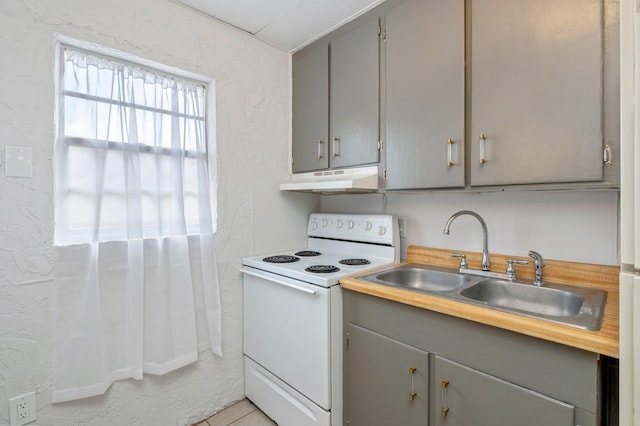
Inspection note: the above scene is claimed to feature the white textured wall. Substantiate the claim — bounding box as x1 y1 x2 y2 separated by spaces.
0 1 316 424
322 190 619 266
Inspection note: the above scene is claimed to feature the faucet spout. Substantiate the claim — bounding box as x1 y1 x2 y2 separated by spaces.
443 210 490 271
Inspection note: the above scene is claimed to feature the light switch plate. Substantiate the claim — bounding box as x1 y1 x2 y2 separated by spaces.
5 146 33 178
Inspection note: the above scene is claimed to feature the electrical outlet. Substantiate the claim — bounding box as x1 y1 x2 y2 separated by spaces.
9 391 36 425
397 217 407 238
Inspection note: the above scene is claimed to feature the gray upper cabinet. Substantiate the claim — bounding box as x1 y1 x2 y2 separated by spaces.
470 0 604 186
291 0 615 188
434 356 575 426
292 43 329 173
291 17 380 173
344 323 429 426
385 0 465 190
330 17 380 169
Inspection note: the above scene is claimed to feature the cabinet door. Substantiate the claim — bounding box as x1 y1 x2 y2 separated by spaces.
434 356 574 426
330 18 380 169
345 323 428 426
292 43 329 173
470 0 603 186
385 0 464 189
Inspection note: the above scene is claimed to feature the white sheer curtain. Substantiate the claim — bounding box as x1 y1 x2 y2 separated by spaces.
52 46 221 403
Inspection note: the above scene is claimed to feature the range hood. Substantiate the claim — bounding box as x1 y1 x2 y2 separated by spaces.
279 165 380 194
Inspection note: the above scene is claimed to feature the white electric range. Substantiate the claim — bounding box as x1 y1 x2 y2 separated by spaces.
241 213 399 426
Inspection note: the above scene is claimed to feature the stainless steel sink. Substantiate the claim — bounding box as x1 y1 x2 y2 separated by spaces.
357 264 607 331
372 264 472 292
359 263 471 293
459 278 606 330
460 279 583 317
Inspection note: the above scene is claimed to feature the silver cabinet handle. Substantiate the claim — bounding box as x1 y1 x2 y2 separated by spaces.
240 267 317 295
332 136 340 157
441 380 450 417
604 144 612 165
409 367 417 401
317 139 324 159
447 138 455 166
479 133 487 164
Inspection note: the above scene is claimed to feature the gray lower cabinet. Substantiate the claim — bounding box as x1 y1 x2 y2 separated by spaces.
434 356 574 426
384 0 465 190
470 0 604 186
343 289 599 426
344 323 429 426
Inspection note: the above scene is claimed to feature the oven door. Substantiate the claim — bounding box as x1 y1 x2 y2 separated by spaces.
241 267 331 410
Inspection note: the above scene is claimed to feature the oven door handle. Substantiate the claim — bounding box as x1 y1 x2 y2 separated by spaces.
240 267 318 295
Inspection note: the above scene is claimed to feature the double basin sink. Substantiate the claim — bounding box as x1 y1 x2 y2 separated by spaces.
357 263 607 331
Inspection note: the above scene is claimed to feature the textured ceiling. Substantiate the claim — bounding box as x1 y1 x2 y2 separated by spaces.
176 0 384 52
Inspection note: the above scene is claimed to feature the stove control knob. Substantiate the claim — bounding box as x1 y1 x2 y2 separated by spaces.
347 220 355 229
322 219 328 228
311 221 318 230
378 226 387 236
365 221 373 231
337 220 344 228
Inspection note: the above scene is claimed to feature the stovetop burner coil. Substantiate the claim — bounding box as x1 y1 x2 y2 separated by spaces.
263 255 300 263
339 258 371 266
305 265 340 274
295 250 322 257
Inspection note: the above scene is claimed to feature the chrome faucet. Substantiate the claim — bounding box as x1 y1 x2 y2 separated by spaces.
443 210 490 271
528 250 545 286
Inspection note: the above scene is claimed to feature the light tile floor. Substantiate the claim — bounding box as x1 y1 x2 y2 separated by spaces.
193 399 277 426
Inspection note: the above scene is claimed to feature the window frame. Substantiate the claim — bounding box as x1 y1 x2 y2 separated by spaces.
54 37 217 246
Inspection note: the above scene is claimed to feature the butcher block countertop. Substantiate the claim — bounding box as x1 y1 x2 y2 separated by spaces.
340 246 620 359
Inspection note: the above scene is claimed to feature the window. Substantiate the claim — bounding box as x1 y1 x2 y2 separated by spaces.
55 45 213 245
52 43 221 403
